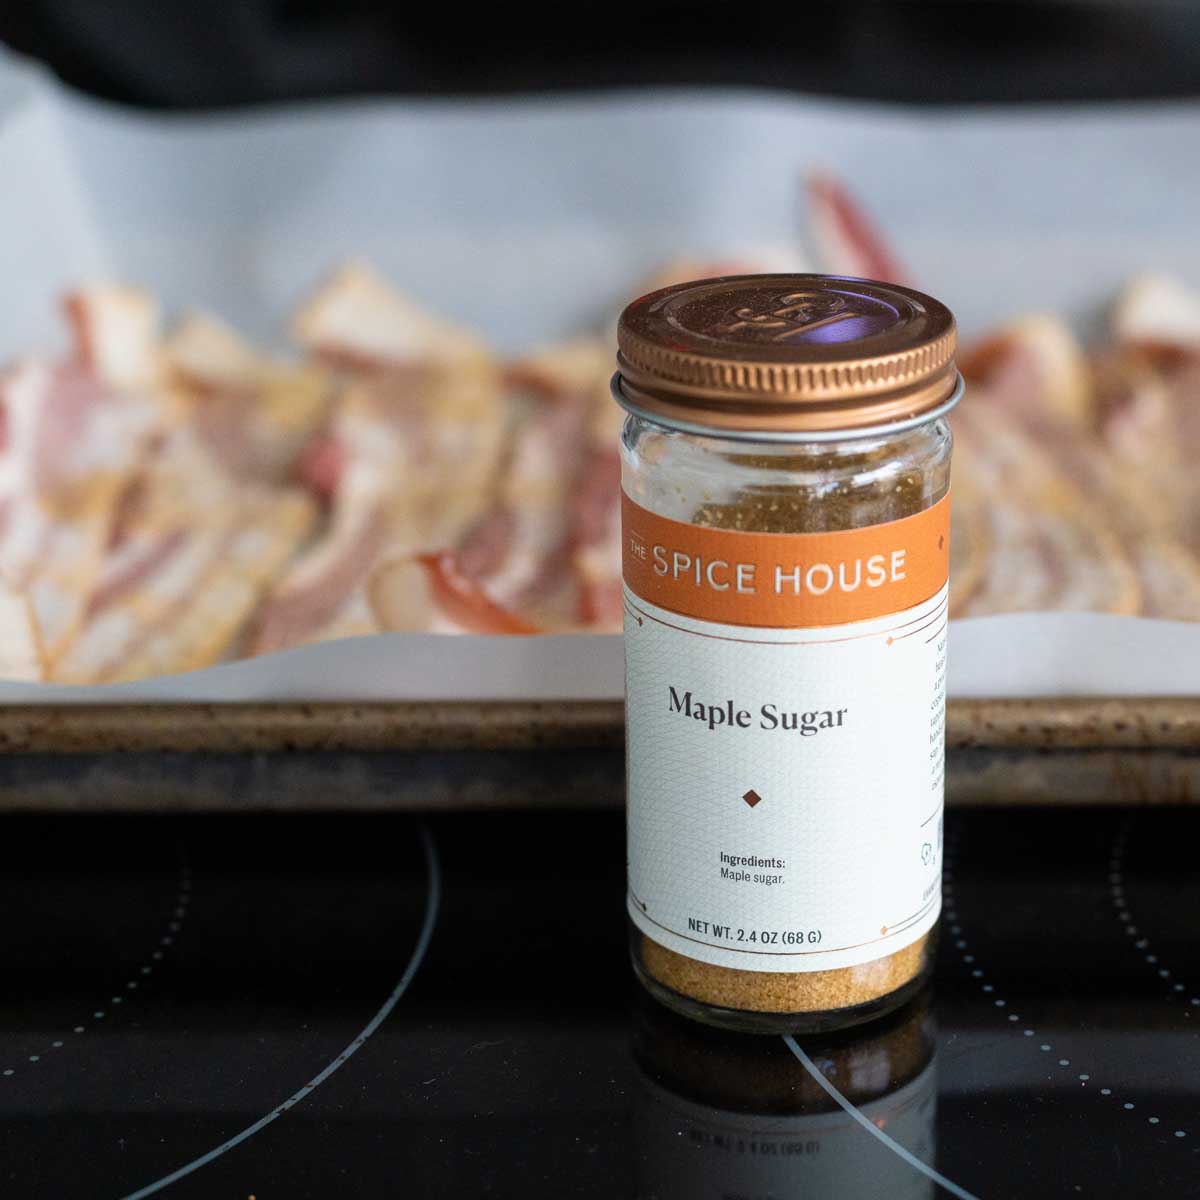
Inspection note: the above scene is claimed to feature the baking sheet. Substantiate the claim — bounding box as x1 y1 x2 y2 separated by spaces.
2 49 1199 702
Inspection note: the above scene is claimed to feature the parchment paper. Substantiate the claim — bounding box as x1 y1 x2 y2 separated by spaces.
1 49 1198 701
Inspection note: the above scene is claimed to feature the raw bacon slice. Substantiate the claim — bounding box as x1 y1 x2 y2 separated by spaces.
505 339 626 630
55 486 315 683
467 383 592 621
368 553 538 635
363 367 598 636
365 556 442 633
959 315 1093 430
165 310 269 393
946 463 989 618
503 338 613 407
77 428 243 639
107 488 316 681
165 312 330 482
0 360 151 516
292 267 507 540
26 472 130 665
300 331 604 644
0 577 46 682
574 514 623 628
88 524 188 619
569 445 623 630
0 362 56 589
1087 351 1200 603
53 501 241 683
1126 536 1200 621
254 269 513 652
366 387 589 635
250 465 391 654
295 432 346 504
958 322 1200 616
1099 278 1200 548
953 405 1140 616
53 416 315 681
1112 273 1200 355
807 173 908 284
1091 351 1175 467
63 285 162 390
255 356 510 651
0 360 161 665
293 262 488 370
1025 429 1200 620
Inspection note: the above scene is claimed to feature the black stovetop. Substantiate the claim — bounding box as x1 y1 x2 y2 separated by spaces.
0 806 1196 1199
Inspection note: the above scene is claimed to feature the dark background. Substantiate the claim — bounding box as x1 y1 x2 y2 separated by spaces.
2 0 1199 109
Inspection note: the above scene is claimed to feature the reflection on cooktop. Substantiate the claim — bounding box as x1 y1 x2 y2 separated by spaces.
0 807 1195 1198
634 993 941 1198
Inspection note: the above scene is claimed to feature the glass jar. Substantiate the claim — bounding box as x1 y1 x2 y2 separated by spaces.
615 275 960 1034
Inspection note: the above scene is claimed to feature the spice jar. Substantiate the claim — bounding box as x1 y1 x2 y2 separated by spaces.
615 275 959 1034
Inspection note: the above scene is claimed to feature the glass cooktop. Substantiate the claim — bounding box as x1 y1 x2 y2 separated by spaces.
0 807 1195 1198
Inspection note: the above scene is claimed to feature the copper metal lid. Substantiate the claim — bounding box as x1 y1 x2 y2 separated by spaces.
614 274 960 438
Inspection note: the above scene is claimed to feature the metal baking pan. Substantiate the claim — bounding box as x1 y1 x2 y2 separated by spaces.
0 697 1194 811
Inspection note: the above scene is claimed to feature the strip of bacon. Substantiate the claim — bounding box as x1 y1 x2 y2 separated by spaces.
477 392 590 616
0 362 55 589
366 550 539 636
165 312 330 483
1112 273 1200 354
1127 536 1200 621
88 527 188 618
956 317 1200 617
417 551 539 634
294 268 509 547
807 173 909 284
257 358 509 650
294 348 580 646
945 458 989 618
107 489 316 681
569 446 622 629
53 503 241 683
954 404 1140 616
250 466 390 655
0 360 162 665
55 485 316 684
295 432 346 504
293 262 488 370
78 426 240 618
27 471 132 663
959 315 1093 430
62 285 162 390
1101 279 1200 510
364 371 597 636
41 397 317 682
248 264 515 652
0 576 46 682
502 339 626 630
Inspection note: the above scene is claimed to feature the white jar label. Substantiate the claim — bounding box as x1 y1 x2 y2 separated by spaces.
622 491 949 973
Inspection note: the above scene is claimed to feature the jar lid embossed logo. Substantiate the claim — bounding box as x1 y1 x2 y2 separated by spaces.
711 291 860 342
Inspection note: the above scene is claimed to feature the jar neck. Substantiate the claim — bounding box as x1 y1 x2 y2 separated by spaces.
611 371 964 446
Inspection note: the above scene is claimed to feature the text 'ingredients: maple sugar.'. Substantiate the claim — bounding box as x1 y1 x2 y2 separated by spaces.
615 275 961 1033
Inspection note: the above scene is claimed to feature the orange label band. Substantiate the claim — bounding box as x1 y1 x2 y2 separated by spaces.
621 490 950 628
